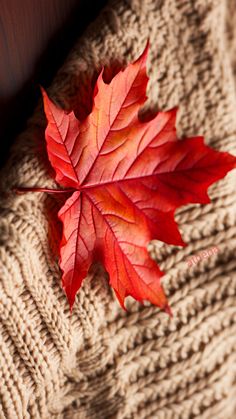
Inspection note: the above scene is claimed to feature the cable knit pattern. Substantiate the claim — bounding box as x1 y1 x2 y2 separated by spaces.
0 0 236 418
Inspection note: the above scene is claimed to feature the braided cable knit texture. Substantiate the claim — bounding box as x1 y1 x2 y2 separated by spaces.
0 0 236 417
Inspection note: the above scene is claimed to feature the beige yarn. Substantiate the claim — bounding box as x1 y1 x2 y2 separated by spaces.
0 0 236 418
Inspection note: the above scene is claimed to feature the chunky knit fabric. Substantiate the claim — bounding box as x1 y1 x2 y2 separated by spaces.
0 0 236 418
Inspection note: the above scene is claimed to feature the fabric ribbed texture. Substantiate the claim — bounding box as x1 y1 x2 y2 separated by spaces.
0 0 236 418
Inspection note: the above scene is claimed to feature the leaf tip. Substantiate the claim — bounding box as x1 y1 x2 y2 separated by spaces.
40 85 46 95
114 289 128 311
67 292 76 314
137 39 150 65
143 39 150 56
179 238 187 247
69 302 74 315
40 86 49 106
164 303 173 317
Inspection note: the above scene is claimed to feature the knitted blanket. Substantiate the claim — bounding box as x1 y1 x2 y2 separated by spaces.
0 0 236 418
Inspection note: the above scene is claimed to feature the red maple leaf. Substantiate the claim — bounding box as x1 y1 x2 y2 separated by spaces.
17 44 236 313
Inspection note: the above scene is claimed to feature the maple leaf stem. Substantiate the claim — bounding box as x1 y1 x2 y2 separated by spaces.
13 186 74 195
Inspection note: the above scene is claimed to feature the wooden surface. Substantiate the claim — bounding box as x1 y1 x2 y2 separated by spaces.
0 0 78 99
0 0 107 166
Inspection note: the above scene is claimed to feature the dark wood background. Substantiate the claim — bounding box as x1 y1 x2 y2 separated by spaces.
0 0 107 167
